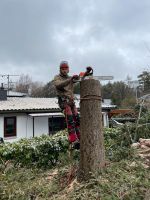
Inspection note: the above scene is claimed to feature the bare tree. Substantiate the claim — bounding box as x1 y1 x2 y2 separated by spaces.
15 75 57 97
30 81 44 97
16 74 32 94
42 81 57 97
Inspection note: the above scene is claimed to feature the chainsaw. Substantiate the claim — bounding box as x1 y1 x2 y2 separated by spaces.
72 66 93 82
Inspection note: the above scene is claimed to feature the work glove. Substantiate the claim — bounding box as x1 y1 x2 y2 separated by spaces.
71 75 79 82
86 66 93 72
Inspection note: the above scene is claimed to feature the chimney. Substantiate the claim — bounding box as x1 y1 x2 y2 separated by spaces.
0 83 7 101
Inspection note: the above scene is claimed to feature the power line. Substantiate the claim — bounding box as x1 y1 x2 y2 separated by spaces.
0 74 20 93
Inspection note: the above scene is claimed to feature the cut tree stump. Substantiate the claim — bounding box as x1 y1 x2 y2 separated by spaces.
78 79 105 181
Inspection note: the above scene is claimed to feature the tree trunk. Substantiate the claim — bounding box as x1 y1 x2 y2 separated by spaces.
78 79 105 181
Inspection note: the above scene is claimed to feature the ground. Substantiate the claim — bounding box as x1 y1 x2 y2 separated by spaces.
0 154 150 200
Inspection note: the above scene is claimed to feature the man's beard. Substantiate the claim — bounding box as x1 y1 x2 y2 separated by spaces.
60 72 68 77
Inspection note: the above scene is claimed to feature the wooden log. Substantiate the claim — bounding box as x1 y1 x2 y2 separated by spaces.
139 138 150 147
78 79 105 181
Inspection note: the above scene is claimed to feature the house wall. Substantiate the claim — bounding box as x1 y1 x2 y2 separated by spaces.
34 116 49 137
102 112 109 127
17 115 37 139
0 113 31 142
0 114 49 142
0 111 110 143
26 116 33 138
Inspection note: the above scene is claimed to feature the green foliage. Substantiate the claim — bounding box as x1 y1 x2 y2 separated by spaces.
42 81 57 97
0 126 150 199
67 161 150 200
102 81 135 107
119 121 150 143
139 110 150 123
138 70 150 93
134 104 148 114
104 111 150 161
0 160 149 200
131 107 150 141
0 131 69 168
0 128 134 166
1 122 150 168
74 82 80 94
121 96 136 108
104 127 134 161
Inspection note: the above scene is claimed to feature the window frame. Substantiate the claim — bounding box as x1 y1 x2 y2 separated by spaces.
4 116 17 138
49 116 66 134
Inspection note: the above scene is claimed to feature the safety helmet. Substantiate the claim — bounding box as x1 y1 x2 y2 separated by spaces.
60 61 69 69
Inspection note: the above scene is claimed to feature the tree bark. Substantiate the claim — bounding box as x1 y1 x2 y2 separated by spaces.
78 79 105 181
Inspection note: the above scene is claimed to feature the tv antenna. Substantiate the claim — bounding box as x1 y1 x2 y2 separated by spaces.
0 74 20 93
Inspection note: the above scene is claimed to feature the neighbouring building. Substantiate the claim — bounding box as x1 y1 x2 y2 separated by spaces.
0 88 116 142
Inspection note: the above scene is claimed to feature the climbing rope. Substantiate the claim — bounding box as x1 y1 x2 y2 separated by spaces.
80 94 102 102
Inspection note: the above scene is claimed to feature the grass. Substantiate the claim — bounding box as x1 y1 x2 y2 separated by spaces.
0 154 150 200
0 127 150 199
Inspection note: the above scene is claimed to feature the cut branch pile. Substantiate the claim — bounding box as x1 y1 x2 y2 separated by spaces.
131 138 150 168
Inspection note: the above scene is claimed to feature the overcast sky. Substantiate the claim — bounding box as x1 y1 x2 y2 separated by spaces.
0 0 150 85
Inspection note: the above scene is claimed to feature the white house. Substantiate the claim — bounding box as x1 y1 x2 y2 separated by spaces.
0 89 116 142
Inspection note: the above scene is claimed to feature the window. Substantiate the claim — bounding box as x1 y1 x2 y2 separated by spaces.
4 116 16 137
49 116 66 134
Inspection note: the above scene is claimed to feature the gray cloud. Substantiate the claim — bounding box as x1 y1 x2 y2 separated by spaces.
0 0 150 84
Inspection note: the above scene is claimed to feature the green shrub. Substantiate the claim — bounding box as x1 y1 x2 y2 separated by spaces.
1 120 150 168
104 127 134 161
0 130 69 168
104 113 150 161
